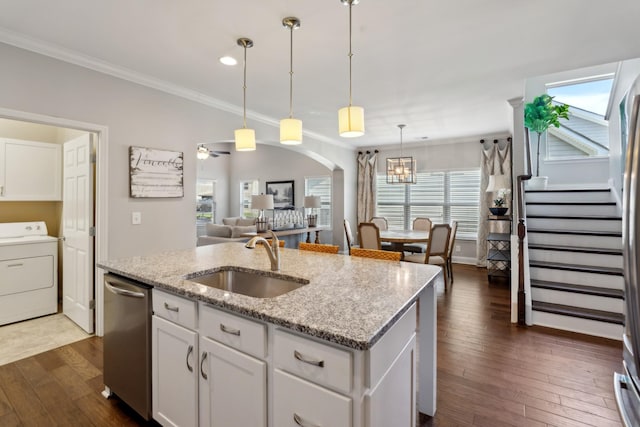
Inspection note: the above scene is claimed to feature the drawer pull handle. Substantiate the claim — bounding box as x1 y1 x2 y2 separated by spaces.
186 345 194 372
164 302 179 312
220 323 241 336
7 263 24 268
293 413 320 427
200 352 208 380
294 350 324 368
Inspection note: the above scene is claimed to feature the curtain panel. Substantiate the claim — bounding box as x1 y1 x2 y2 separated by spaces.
476 139 512 266
357 151 377 225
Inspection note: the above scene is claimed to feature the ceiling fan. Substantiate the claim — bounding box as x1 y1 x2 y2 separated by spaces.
197 144 231 160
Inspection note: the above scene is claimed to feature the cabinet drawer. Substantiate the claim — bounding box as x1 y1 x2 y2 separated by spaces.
0 255 54 296
274 369 351 427
152 289 197 329
274 329 352 394
199 303 266 359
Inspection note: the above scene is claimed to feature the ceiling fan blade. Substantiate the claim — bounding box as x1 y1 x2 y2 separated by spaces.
211 150 231 155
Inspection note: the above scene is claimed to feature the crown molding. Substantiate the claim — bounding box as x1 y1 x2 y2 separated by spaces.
0 27 339 146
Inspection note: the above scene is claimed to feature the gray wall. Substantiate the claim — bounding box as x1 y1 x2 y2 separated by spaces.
0 42 356 258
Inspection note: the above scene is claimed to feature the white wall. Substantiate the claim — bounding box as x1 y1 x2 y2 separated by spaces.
0 42 356 258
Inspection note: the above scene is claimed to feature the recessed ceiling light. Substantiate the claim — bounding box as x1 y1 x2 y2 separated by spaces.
219 56 237 66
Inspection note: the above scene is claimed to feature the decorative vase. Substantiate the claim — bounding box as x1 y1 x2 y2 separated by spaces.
489 207 508 216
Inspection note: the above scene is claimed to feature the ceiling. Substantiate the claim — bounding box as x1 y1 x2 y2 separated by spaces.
1 0 640 148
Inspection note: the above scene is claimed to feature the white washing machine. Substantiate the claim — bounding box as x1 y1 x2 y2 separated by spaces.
0 221 58 326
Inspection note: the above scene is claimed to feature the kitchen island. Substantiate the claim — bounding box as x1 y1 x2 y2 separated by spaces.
99 242 441 426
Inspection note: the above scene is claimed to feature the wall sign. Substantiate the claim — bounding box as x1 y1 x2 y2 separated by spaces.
129 146 184 198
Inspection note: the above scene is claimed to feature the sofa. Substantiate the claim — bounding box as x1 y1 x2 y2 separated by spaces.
196 217 257 246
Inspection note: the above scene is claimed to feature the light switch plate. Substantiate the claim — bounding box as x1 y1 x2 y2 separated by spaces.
132 211 142 225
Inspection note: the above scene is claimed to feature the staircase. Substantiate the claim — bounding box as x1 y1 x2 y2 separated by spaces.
525 188 624 340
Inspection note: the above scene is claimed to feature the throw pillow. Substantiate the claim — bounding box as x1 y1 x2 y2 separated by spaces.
237 218 257 226
231 225 257 238
222 217 240 226
206 223 232 238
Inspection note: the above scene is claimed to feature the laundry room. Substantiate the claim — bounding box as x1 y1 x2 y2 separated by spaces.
0 117 94 364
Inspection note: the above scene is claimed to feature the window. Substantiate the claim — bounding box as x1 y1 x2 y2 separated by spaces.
305 176 332 227
376 170 480 238
240 179 259 218
545 75 613 159
196 180 216 224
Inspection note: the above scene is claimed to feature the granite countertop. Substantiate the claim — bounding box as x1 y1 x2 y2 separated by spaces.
98 242 441 350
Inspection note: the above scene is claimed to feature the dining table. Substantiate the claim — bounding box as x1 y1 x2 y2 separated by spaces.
379 229 430 252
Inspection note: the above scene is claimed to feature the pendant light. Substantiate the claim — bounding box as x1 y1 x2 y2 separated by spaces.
234 38 256 151
338 0 365 138
386 124 417 184
280 17 302 145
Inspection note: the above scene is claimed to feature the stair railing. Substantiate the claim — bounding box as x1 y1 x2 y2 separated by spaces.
516 129 533 325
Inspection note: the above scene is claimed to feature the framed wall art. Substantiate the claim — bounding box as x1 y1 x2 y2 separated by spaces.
129 146 184 198
266 180 295 209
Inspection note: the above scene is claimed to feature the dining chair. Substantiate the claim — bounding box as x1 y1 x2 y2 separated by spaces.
350 247 402 261
298 242 340 254
343 219 359 255
404 223 452 287
357 222 382 250
369 217 393 249
404 217 432 254
445 221 458 284
370 217 388 231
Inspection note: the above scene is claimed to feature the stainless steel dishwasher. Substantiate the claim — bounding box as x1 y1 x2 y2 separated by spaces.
102 273 152 421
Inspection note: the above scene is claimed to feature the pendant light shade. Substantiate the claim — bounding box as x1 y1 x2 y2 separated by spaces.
386 124 417 184
280 17 303 145
234 37 256 152
234 128 256 151
280 118 302 145
338 0 365 138
338 106 365 137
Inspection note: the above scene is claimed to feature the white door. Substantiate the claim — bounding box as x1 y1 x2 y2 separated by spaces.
62 134 94 333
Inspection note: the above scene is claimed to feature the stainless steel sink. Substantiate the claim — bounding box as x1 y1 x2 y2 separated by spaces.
185 269 309 298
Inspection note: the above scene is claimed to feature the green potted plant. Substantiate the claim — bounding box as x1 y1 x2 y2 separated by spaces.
524 94 570 189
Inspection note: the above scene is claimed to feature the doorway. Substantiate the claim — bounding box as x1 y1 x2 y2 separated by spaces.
0 109 108 364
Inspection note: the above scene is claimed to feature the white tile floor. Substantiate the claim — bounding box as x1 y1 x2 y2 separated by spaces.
0 313 91 366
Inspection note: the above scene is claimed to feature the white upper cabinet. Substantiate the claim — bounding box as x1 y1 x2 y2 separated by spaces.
0 138 62 201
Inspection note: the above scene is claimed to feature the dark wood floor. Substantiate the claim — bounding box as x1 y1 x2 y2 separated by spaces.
0 265 623 426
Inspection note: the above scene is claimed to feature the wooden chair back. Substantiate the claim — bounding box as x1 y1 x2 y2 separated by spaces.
357 222 382 250
370 217 388 231
447 221 458 259
350 248 401 261
413 217 432 231
424 224 451 263
298 242 340 254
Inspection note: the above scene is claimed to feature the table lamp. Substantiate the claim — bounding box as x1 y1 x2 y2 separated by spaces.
251 194 274 233
304 195 321 227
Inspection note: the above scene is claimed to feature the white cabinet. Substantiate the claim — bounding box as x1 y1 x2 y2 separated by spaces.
0 138 62 200
274 369 352 427
151 289 418 427
199 336 267 427
152 290 198 427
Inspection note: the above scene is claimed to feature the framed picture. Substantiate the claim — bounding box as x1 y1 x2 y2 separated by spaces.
129 146 184 198
266 180 295 209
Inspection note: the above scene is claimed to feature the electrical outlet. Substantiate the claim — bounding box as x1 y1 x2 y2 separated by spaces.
132 212 142 225
455 245 461 253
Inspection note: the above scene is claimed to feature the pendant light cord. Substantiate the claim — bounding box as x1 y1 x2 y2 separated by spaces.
348 1 353 108
242 44 248 129
289 24 294 118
